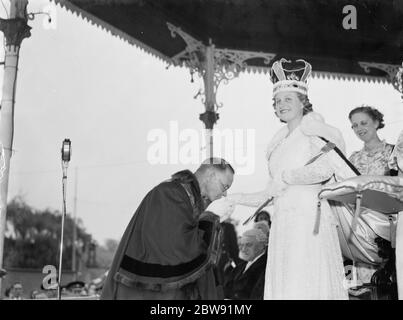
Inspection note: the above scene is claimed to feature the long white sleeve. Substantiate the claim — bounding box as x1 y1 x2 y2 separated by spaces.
282 152 334 185
228 176 280 208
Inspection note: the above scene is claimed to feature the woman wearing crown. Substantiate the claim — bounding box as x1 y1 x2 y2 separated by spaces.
227 59 354 299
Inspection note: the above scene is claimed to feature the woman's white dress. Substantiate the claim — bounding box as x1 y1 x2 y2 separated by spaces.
230 113 351 300
234 112 355 300
260 124 348 299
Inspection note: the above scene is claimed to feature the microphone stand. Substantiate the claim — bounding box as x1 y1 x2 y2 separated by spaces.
58 141 71 300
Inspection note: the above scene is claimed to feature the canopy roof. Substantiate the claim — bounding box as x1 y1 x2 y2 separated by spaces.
54 0 403 82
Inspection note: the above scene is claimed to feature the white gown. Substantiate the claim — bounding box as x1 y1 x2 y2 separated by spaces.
236 115 349 299
264 125 348 299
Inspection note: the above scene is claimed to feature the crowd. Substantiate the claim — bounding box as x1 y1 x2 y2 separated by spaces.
2 280 102 300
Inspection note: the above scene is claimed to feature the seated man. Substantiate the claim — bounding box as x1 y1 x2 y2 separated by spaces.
224 228 268 300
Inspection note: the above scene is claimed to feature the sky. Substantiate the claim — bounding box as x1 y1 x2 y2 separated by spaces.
0 0 402 245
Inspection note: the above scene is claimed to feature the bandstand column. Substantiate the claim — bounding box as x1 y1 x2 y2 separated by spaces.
167 22 275 160
0 0 31 294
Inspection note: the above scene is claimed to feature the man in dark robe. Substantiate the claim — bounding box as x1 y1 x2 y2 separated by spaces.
224 228 268 300
101 158 235 300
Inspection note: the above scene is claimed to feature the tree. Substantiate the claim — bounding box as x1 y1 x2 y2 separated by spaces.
3 196 92 270
96 238 119 269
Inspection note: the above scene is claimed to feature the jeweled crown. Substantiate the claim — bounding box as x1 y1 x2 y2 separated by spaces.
270 58 312 96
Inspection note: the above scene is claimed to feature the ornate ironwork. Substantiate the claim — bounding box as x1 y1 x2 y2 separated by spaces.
394 62 403 96
167 22 205 74
0 18 31 47
199 111 220 130
167 22 276 109
358 61 403 93
27 11 52 23
212 48 275 108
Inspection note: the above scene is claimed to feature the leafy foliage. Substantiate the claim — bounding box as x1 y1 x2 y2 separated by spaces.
4 197 92 269
96 238 119 268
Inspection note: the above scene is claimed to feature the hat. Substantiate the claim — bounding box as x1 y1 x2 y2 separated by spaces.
270 58 312 96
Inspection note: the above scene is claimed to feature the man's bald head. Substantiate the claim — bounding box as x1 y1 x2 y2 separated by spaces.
195 158 235 204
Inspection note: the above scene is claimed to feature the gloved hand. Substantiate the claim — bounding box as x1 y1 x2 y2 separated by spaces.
206 197 235 222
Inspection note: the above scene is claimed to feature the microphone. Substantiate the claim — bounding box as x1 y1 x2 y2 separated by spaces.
61 139 72 163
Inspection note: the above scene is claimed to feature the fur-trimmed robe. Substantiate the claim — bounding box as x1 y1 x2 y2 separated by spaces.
101 170 222 300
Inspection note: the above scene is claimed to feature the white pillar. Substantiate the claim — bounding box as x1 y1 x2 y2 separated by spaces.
201 43 217 159
0 0 30 295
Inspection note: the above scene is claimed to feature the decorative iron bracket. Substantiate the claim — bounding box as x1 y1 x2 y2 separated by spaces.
394 63 403 96
167 22 205 74
0 18 31 48
211 48 275 108
359 61 403 93
199 111 219 130
167 22 275 110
